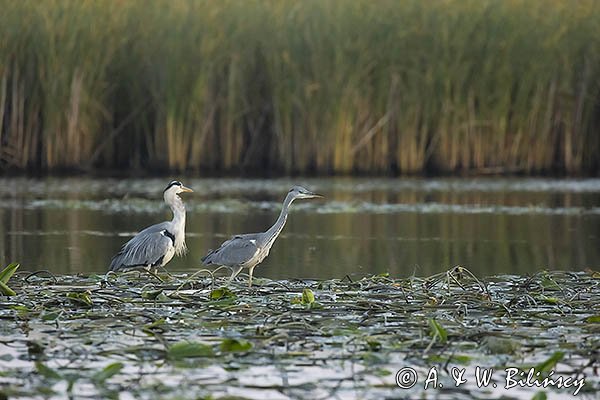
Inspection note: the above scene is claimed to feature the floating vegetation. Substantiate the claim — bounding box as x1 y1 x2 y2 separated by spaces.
0 263 19 296
1 267 598 399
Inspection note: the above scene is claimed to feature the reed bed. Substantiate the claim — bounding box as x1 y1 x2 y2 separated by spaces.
0 0 599 174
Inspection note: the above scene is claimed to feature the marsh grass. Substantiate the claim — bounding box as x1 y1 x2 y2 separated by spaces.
0 0 599 174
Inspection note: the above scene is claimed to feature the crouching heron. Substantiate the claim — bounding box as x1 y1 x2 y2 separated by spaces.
201 185 322 287
109 180 193 272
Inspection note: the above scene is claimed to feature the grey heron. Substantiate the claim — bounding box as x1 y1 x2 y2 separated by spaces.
201 185 323 287
109 180 193 272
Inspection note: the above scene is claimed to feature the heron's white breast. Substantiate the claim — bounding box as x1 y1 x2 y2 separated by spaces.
162 246 176 266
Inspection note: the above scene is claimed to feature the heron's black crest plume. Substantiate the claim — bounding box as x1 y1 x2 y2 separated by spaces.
164 180 183 192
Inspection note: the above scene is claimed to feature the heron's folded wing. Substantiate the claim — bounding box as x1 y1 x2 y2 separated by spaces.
201 236 259 266
110 226 173 271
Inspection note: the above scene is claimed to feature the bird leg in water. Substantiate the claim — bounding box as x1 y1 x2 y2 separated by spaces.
227 266 244 285
144 269 165 283
248 266 257 287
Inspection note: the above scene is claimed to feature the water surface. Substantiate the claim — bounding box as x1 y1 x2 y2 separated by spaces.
0 177 598 278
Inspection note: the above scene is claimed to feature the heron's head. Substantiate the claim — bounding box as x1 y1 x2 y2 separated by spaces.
288 185 323 200
163 180 193 200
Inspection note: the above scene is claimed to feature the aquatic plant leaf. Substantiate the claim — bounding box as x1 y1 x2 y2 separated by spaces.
585 316 600 323
66 292 93 307
41 311 61 321
143 318 166 331
372 368 392 377
366 339 382 351
220 338 252 353
302 288 315 304
141 289 164 300
27 341 45 356
210 287 235 300
168 341 214 359
10 305 31 318
0 263 19 284
452 355 472 365
537 295 559 304
0 281 16 296
531 391 547 400
35 362 62 380
428 318 448 343
540 276 561 290
534 351 564 374
92 362 124 383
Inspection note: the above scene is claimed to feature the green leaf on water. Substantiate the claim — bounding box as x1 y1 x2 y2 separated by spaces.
428 318 448 343
27 341 45 356
531 391 547 400
168 341 214 359
35 362 62 380
291 288 317 307
301 288 315 304
10 305 30 317
66 292 93 307
540 275 561 290
143 318 166 332
92 362 123 383
210 287 236 300
534 351 564 374
538 295 559 304
141 288 164 300
0 281 16 296
41 311 61 321
585 315 600 323
366 339 382 351
451 354 473 365
0 262 19 284
372 368 392 377
220 338 252 353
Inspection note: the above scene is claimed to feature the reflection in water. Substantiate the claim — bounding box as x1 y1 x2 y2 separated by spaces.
0 177 598 278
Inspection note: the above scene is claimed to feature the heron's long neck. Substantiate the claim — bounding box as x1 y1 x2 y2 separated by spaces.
264 193 294 246
168 195 187 254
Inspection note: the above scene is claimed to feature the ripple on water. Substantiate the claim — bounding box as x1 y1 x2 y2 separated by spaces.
1 197 597 216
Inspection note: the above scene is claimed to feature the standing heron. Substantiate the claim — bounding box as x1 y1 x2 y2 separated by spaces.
109 180 193 272
201 185 322 287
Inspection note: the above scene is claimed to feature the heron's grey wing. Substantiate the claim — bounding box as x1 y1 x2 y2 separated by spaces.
109 222 174 271
201 234 260 266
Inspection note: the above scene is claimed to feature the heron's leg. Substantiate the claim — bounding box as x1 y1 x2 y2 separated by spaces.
248 266 256 288
227 266 244 284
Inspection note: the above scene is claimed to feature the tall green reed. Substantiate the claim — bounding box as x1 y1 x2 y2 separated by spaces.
0 0 598 174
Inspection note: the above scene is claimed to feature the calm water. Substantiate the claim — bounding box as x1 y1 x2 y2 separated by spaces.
0 177 598 279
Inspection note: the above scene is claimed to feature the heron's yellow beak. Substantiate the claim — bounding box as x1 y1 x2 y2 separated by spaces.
180 186 194 193
309 192 324 198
